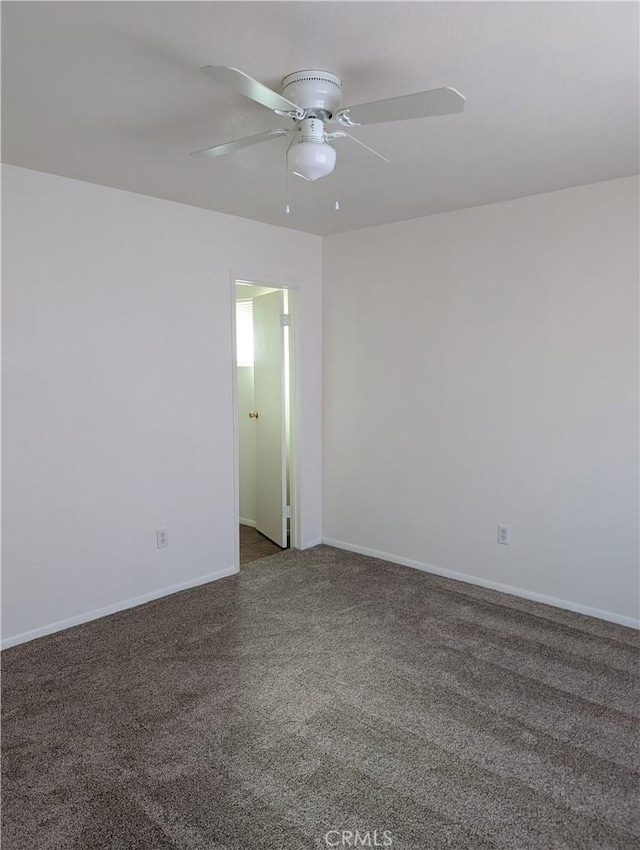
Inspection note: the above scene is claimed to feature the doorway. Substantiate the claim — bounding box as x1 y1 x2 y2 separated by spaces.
233 280 295 567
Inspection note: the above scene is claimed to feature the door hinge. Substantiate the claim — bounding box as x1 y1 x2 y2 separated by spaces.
283 505 291 518
281 313 291 326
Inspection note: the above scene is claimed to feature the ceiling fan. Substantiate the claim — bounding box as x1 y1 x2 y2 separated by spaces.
191 67 465 182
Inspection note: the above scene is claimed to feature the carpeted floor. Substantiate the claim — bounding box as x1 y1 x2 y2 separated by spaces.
2 545 639 849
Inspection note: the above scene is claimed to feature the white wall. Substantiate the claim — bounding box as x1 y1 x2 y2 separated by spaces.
3 167 637 644
237 366 257 524
1 165 322 646
323 177 639 626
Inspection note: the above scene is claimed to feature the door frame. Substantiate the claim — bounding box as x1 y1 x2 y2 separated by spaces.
230 273 301 571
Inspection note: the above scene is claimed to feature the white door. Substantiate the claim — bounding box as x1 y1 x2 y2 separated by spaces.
253 290 288 547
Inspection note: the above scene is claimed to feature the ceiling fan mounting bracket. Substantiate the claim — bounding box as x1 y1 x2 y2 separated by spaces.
274 107 304 121
334 111 361 127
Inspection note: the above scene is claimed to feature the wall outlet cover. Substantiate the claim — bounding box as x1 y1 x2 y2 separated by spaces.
497 524 511 545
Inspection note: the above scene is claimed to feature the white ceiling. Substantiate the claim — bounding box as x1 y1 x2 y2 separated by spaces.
2 1 638 236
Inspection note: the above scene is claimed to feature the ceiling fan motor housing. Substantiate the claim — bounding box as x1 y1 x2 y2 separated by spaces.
281 70 343 117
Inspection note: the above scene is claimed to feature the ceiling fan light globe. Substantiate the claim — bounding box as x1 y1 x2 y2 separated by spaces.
288 141 336 181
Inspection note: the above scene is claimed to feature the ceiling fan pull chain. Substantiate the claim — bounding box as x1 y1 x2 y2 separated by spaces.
335 131 390 163
285 154 290 214
284 131 297 214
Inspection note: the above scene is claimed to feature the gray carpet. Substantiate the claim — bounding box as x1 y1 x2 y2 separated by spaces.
2 545 639 849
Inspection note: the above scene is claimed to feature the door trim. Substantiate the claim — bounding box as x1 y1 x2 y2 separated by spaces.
230 273 301 571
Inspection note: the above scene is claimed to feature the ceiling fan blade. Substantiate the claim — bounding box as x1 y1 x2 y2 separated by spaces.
201 66 300 114
334 87 465 126
190 129 291 159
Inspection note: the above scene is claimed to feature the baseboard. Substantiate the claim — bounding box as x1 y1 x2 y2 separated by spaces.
321 538 639 630
1 565 239 650
301 537 323 549
239 518 256 528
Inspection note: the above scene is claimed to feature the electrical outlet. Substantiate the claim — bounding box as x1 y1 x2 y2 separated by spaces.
156 528 169 549
497 524 511 545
